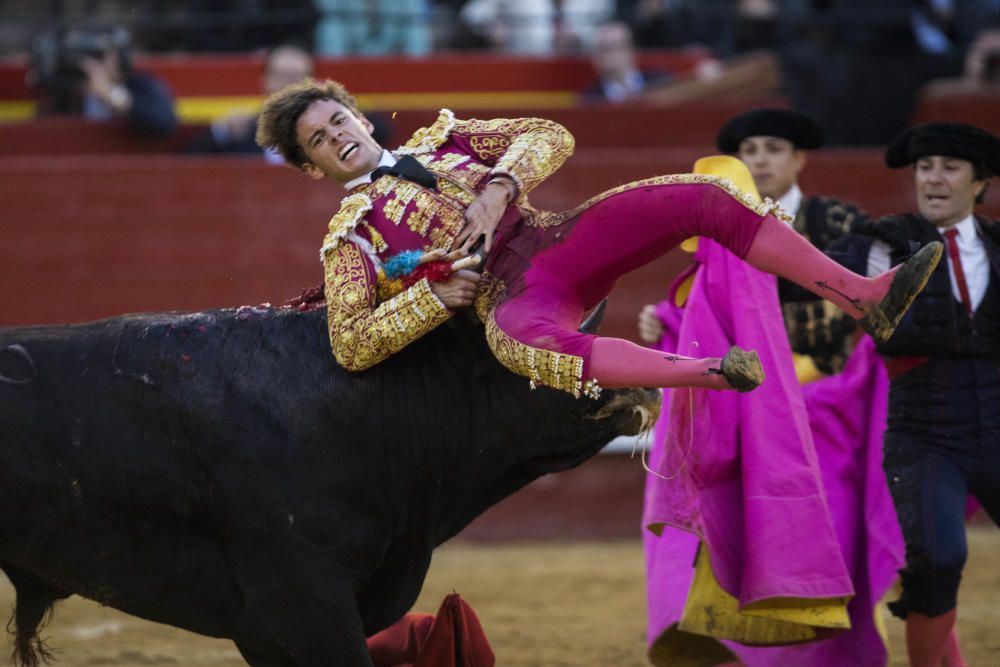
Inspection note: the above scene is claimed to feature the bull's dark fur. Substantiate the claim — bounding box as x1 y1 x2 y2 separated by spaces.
0 306 656 666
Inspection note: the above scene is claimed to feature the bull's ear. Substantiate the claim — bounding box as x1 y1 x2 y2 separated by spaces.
302 162 324 180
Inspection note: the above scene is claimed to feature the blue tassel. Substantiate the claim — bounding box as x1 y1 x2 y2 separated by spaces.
383 250 423 279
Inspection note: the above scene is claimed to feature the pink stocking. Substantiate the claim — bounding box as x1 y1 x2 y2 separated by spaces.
942 627 968 667
745 214 895 318
905 610 956 667
588 338 731 390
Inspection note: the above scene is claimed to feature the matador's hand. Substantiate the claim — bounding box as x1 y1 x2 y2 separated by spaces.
430 270 481 309
456 178 515 254
637 304 665 345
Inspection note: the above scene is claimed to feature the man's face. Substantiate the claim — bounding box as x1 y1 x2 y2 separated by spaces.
914 155 985 227
592 23 635 79
264 47 313 96
296 98 382 184
737 135 805 200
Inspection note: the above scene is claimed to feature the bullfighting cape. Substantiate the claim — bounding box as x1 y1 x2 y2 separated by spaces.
642 158 903 667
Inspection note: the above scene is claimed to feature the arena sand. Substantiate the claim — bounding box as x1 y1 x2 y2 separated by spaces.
0 527 996 666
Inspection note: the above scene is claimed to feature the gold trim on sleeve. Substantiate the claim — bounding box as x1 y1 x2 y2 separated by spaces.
533 173 780 230
319 193 374 261
396 109 456 155
324 242 451 371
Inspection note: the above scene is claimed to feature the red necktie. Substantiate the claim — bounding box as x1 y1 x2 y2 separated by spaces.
943 228 973 317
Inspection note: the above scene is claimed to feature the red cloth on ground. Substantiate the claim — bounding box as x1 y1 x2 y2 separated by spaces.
367 593 496 667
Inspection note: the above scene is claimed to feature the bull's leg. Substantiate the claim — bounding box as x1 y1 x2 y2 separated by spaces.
234 642 297 667
1 564 69 667
239 570 374 667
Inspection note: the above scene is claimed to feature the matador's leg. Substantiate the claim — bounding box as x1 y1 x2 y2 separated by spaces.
493 179 939 392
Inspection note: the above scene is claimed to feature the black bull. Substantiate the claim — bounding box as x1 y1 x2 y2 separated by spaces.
0 305 657 666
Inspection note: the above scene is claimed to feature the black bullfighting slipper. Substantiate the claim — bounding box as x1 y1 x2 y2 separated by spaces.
859 241 943 344
714 345 764 393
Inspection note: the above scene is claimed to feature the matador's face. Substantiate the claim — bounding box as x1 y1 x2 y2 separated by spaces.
296 98 382 184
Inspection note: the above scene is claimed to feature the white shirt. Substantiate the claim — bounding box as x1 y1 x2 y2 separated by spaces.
600 69 646 102
867 213 990 311
343 150 396 191
775 183 803 223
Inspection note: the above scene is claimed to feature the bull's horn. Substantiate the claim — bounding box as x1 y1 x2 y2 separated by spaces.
578 299 608 334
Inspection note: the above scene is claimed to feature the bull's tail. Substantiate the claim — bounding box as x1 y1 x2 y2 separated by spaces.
2 565 64 667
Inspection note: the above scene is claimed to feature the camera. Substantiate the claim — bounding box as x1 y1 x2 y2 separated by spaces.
28 26 131 113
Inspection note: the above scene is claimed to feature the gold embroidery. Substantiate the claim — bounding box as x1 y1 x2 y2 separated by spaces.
533 174 775 230
361 222 387 253
523 209 571 229
324 242 451 371
393 181 420 207
396 109 456 155
382 196 406 226
451 117 575 197
407 205 433 236
427 153 471 171
469 135 510 160
764 196 794 224
319 193 373 261
475 273 589 397
437 178 476 206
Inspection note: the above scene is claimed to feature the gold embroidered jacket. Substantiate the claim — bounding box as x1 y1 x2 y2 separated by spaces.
319 110 575 371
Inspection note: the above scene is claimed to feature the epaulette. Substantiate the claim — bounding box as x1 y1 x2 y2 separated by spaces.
318 193 373 262
395 109 456 156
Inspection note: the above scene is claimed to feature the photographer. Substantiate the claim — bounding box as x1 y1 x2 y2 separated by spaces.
29 25 177 138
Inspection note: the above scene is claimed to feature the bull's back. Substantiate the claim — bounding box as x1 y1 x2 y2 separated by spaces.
0 307 343 636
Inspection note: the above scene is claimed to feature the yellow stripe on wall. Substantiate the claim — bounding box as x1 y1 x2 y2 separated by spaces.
0 101 36 122
0 91 579 124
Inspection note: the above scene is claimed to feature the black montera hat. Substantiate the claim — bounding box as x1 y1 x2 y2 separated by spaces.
716 108 824 153
885 122 1000 174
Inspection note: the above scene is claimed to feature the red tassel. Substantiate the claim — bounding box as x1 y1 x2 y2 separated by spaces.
403 262 453 288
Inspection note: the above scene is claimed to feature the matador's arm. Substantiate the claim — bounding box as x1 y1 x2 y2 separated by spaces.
323 240 451 371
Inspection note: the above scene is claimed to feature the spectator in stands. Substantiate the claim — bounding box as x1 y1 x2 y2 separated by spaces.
964 28 1000 85
314 0 431 56
188 45 316 161
460 0 613 55
580 20 671 103
779 0 996 145
189 46 391 160
27 24 177 138
923 27 1000 95
618 0 780 55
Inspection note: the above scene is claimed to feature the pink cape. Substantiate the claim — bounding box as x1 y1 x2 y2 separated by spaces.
642 238 904 666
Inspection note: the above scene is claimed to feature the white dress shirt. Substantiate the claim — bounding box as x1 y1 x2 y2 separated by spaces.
775 183 803 223
867 213 990 311
343 150 396 190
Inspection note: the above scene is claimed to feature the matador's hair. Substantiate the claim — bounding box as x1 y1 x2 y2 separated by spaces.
256 78 362 169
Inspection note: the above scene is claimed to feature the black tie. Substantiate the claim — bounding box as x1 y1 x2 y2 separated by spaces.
371 155 437 190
